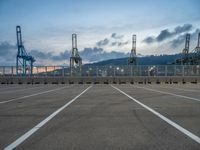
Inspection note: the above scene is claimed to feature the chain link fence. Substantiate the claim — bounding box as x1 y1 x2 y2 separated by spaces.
0 65 200 77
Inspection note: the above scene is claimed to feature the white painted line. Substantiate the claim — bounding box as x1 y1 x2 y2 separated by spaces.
162 86 200 93
0 86 69 104
4 85 92 150
111 85 200 144
132 85 200 102
148 84 200 93
0 85 48 94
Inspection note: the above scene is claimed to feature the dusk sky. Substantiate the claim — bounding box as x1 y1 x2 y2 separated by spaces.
0 0 200 65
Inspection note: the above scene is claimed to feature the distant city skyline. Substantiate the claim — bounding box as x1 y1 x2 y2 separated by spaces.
0 0 200 65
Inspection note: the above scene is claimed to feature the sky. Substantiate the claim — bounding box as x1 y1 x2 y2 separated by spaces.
0 0 200 65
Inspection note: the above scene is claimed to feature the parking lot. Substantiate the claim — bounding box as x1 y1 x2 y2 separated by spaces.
0 84 200 150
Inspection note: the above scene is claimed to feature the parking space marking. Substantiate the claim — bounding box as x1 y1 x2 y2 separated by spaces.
0 85 50 94
149 85 200 93
132 85 200 102
164 86 200 93
3 85 92 150
111 85 200 144
0 86 69 104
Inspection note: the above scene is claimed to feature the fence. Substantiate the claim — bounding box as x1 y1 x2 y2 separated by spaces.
0 65 200 77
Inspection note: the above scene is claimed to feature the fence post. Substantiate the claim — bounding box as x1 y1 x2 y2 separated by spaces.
11 66 14 76
174 65 176 76
113 67 115 77
36 67 38 76
182 65 184 76
131 66 133 76
139 66 142 76
45 66 47 77
3 66 5 76
54 66 55 77
165 66 167 76
62 66 64 77
156 66 158 76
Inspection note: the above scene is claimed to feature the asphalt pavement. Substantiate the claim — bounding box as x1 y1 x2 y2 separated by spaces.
0 84 199 150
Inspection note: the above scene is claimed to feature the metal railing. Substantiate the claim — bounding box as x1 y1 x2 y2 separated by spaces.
0 65 200 77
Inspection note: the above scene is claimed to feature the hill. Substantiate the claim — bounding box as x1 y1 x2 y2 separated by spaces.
86 54 182 66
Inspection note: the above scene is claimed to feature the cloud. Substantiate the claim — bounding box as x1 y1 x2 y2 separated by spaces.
0 42 17 65
170 34 186 48
0 41 16 56
174 24 193 34
111 41 129 46
111 33 124 39
96 38 109 47
170 28 200 48
32 47 128 63
96 33 128 47
143 36 155 44
30 50 52 59
30 50 70 61
156 29 172 42
51 51 71 61
143 24 193 44
0 40 129 65
80 47 128 62
30 47 129 64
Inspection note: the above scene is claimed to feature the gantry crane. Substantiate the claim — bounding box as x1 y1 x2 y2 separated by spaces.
128 34 137 65
191 32 200 65
181 34 190 65
174 33 200 65
174 34 191 65
70 34 82 76
16 26 35 76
